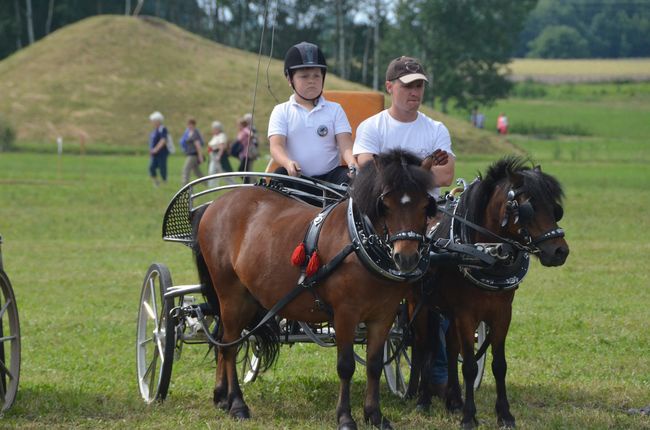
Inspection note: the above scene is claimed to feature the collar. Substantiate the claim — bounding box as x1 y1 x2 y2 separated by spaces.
290 94 326 112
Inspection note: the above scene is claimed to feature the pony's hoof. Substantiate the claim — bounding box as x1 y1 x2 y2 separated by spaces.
215 400 229 411
337 419 357 430
497 417 516 428
229 405 250 420
460 417 479 430
446 398 463 413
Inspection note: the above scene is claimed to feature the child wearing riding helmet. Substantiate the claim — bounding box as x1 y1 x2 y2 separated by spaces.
268 42 357 185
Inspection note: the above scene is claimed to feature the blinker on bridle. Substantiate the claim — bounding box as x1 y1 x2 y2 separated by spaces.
501 187 565 254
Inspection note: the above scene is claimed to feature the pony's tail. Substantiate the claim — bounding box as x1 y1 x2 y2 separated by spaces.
246 308 281 372
191 205 220 315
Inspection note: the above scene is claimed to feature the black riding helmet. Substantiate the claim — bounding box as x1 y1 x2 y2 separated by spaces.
284 42 327 102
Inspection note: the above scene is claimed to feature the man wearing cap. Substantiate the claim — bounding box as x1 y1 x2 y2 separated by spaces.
353 56 455 399
353 56 454 199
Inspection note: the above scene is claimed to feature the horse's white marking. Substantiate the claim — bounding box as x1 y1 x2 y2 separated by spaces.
400 194 411 205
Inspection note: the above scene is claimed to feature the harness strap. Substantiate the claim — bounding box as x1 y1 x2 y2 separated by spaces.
202 204 353 348
437 205 534 253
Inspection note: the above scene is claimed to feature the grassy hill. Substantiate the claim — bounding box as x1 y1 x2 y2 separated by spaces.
0 15 512 155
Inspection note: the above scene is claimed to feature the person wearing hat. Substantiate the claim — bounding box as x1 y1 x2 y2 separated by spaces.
148 111 170 187
353 56 454 199
268 41 357 186
353 56 455 398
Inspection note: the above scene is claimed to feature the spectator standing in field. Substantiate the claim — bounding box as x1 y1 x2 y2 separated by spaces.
207 120 234 186
497 112 509 135
353 55 455 397
180 118 205 185
471 105 485 129
148 111 170 187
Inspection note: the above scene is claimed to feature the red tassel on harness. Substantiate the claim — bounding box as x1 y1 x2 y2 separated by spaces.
291 243 306 266
306 251 321 277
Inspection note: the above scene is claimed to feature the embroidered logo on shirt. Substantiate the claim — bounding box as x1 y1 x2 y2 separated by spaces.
317 125 329 137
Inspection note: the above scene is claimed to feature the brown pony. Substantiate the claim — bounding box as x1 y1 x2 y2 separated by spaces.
193 150 436 430
411 156 569 429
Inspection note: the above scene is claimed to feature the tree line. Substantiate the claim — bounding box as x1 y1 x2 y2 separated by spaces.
2 1 648 112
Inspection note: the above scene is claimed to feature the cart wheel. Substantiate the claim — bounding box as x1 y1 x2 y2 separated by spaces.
0 270 20 412
136 263 176 403
458 321 488 391
239 334 261 384
383 303 412 397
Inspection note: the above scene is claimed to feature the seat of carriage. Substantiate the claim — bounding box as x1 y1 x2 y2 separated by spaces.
264 90 385 174
162 91 385 246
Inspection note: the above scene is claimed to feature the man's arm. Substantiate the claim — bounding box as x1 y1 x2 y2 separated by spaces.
432 155 454 187
356 152 375 167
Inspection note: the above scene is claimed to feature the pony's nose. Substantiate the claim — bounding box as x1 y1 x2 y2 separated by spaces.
393 251 419 272
554 246 569 264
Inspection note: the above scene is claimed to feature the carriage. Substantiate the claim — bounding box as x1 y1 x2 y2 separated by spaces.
0 235 21 412
135 169 493 405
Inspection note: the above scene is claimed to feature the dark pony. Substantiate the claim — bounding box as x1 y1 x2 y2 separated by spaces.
411 156 569 429
194 149 435 429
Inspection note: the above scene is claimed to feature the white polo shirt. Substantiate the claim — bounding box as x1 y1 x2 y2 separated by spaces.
268 95 352 177
353 110 454 198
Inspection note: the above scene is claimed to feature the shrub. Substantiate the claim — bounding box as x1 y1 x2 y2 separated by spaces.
512 80 548 99
0 116 16 151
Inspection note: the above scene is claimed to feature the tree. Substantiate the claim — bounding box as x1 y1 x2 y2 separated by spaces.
390 0 537 112
527 25 589 58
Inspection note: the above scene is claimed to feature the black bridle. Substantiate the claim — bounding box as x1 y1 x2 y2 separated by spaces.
438 185 565 256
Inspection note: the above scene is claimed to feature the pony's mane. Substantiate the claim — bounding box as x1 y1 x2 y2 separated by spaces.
349 149 433 220
465 155 564 226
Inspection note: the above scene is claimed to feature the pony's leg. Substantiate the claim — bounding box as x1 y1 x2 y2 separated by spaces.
334 316 358 430
219 296 259 419
213 347 228 410
445 318 464 412
491 311 515 428
458 318 479 429
415 309 438 411
364 320 394 430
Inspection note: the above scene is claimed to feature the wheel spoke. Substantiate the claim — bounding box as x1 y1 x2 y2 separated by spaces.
142 300 156 321
148 353 158 391
141 350 157 384
0 299 11 319
0 336 16 343
0 359 15 381
138 336 154 347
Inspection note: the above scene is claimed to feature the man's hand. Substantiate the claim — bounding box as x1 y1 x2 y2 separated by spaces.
286 160 302 177
429 149 449 166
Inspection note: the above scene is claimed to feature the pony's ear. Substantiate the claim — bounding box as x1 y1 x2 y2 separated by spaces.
534 164 542 172
507 171 524 188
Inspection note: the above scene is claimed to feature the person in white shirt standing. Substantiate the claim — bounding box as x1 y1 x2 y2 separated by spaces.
353 56 454 199
353 55 455 398
268 42 358 186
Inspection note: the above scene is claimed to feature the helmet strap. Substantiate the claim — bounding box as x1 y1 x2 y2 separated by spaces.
289 74 325 106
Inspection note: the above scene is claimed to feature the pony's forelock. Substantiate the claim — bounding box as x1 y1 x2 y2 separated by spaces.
350 150 433 220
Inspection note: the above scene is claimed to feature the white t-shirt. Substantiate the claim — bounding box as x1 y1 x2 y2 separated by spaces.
353 110 454 198
268 95 352 177
207 132 227 150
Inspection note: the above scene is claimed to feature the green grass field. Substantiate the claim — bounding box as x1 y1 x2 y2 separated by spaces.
0 131 649 429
